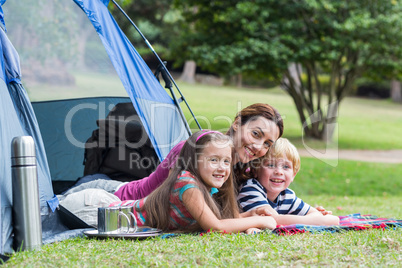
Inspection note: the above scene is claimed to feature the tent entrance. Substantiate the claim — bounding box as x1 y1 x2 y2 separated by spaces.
32 97 159 195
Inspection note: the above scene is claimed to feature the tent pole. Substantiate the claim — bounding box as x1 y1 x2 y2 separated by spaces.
154 62 193 136
110 0 202 133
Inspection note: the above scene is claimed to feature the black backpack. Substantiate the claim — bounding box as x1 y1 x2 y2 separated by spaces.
83 102 160 181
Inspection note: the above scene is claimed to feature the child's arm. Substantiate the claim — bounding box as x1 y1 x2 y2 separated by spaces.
257 205 340 226
240 207 272 218
183 188 277 232
315 206 333 215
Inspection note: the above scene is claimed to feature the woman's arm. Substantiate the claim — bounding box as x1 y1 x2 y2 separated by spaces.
114 141 185 200
256 205 340 226
183 188 277 232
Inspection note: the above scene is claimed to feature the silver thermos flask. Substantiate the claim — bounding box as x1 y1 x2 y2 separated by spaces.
11 136 42 251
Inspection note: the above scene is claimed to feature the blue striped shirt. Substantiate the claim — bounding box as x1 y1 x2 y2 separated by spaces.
238 179 310 215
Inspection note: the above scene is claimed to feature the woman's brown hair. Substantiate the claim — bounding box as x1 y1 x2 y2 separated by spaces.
226 103 283 138
142 130 239 231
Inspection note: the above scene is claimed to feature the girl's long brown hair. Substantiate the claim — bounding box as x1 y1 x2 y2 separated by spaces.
142 131 239 231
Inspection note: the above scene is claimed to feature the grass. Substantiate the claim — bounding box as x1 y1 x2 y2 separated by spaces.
3 202 401 267
293 159 402 197
26 72 402 150
12 71 401 267
3 193 402 267
176 82 402 150
4 174 400 266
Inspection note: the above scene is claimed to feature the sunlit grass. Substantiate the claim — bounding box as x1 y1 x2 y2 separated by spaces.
303 196 401 219
26 72 402 150
176 81 402 150
293 158 402 197
4 211 401 267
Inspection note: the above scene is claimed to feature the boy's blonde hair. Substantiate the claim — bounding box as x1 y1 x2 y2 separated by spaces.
265 138 300 174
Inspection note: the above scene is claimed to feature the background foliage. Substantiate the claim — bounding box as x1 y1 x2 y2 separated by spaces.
171 0 402 141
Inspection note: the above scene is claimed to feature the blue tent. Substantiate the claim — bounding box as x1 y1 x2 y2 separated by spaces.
0 0 190 254
72 0 190 160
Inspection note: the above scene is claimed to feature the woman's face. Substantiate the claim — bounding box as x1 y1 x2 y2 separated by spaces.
232 116 280 164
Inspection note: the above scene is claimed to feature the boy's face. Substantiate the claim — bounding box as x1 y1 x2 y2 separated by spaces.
256 156 296 202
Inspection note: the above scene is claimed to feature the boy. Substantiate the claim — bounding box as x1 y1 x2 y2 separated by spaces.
238 138 340 226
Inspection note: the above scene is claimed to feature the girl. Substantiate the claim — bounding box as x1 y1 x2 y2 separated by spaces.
111 131 277 232
114 103 284 200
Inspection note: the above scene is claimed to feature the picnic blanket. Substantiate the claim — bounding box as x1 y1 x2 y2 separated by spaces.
162 213 402 239
94 213 401 239
272 213 402 235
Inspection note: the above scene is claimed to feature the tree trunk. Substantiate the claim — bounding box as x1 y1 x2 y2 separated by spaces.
288 63 302 90
391 79 402 103
75 15 97 70
321 101 339 143
236 73 242 88
229 74 243 87
282 63 342 143
179 60 196 83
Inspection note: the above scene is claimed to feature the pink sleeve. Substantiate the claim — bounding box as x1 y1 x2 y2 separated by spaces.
114 141 185 200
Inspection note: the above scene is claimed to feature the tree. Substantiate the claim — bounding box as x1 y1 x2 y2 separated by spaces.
173 0 402 141
5 0 78 63
109 0 180 63
4 0 82 85
179 60 197 83
110 1 199 83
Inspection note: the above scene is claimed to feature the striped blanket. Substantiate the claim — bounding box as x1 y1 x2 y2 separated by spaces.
157 213 402 238
272 213 402 235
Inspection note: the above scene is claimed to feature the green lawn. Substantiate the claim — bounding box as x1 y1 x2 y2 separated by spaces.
3 198 401 267
11 72 400 267
176 82 402 150
293 159 402 197
4 162 401 267
27 72 402 150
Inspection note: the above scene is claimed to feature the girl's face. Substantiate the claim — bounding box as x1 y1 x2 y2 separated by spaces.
232 116 280 164
197 142 232 190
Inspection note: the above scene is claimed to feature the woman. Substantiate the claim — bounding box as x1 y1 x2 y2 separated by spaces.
59 103 283 227
114 103 283 200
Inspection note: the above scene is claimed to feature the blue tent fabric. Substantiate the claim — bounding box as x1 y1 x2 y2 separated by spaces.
0 23 19 84
0 26 65 253
1 0 191 254
0 1 5 31
0 7 89 254
7 82 56 210
0 24 55 207
73 0 190 160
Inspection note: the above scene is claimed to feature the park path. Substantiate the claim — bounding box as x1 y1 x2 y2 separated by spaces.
298 149 402 164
